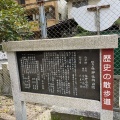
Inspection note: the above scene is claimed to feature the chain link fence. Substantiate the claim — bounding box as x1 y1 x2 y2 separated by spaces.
0 0 120 119
20 0 120 38
22 0 120 110
20 0 120 76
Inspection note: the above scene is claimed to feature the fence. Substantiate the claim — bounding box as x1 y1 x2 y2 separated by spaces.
20 0 120 74
21 0 120 111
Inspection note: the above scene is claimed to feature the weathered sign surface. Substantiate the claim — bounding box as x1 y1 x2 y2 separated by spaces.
17 50 100 100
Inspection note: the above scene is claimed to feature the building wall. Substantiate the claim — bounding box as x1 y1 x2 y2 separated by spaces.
88 0 100 5
47 19 58 27
15 0 59 30
58 0 67 20
22 0 67 30
68 0 100 19
16 0 67 31
68 2 72 19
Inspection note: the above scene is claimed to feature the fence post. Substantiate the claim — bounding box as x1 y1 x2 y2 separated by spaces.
113 75 120 108
114 75 120 108
38 1 47 39
0 68 3 94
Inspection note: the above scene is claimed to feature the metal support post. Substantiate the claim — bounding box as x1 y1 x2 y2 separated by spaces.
96 7 100 35
87 5 110 35
38 1 47 38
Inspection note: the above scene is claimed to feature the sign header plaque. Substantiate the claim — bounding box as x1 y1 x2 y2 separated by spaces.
102 49 114 111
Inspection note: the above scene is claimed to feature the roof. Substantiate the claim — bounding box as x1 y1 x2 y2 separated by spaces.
47 19 78 38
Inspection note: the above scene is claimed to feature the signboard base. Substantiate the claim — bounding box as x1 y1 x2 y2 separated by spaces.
101 110 113 120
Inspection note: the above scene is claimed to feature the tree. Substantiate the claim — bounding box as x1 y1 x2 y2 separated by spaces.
0 0 32 42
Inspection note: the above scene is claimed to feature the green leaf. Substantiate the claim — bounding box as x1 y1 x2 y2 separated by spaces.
0 0 33 42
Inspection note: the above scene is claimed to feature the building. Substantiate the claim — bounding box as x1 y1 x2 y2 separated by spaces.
17 0 67 35
58 0 67 21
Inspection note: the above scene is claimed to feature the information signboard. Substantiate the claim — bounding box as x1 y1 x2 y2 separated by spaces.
17 50 100 100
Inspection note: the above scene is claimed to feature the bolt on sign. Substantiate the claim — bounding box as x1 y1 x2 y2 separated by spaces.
102 49 114 111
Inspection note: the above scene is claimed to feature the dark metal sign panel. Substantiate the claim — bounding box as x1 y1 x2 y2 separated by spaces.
17 50 100 100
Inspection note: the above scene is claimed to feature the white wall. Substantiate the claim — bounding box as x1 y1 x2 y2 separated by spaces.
68 1 72 19
88 0 100 5
58 0 67 20
68 0 100 19
0 52 7 60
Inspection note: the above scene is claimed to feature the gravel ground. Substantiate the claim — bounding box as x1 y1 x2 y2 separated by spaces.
0 95 50 120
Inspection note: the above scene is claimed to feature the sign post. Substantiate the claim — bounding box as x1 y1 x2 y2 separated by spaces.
2 35 118 120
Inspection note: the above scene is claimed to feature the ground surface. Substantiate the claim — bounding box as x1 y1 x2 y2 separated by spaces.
0 95 98 120
0 95 50 120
